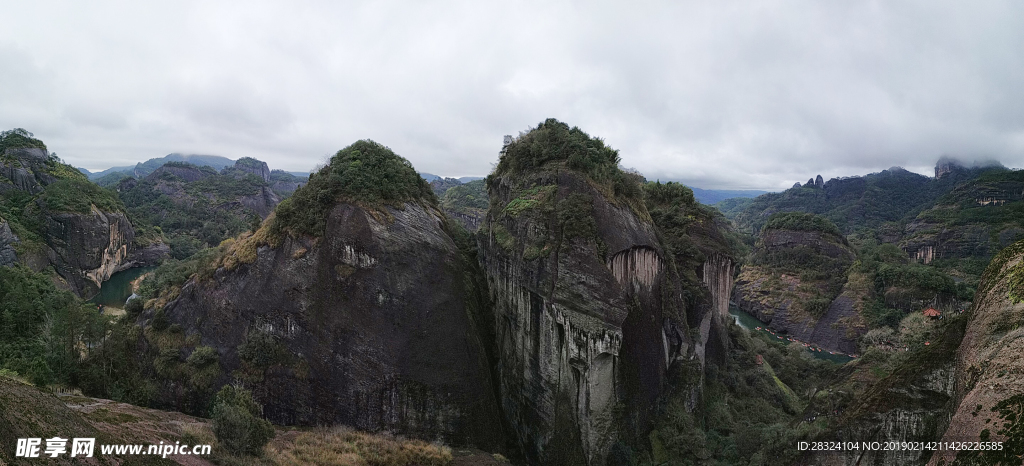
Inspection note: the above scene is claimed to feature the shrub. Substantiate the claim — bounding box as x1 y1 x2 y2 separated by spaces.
124 297 144 315
271 140 435 238
211 385 275 456
494 119 644 205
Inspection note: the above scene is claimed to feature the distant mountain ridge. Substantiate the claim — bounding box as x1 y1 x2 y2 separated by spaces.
687 186 769 204
84 153 309 181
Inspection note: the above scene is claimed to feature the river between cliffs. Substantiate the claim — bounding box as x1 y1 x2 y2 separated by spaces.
728 303 855 364
89 266 156 309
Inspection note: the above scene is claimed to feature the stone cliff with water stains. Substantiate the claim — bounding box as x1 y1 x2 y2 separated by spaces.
477 120 739 465
147 141 503 449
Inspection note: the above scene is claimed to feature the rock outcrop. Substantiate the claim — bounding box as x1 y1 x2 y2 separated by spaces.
147 163 214 183
224 157 271 182
236 186 281 218
44 209 136 297
802 332 961 465
733 219 863 353
150 142 503 450
475 124 726 465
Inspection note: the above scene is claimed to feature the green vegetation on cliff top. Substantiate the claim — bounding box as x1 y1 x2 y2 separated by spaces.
440 179 487 213
0 128 47 152
492 118 644 205
763 211 844 240
272 139 435 238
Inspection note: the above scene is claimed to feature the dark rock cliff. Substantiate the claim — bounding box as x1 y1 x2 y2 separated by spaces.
158 202 503 448
147 164 215 183
480 169 682 465
43 209 136 297
801 326 962 466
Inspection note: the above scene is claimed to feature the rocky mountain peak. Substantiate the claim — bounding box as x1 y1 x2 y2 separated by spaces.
226 157 271 182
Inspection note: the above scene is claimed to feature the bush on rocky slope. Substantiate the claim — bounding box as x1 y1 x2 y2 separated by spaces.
272 140 435 238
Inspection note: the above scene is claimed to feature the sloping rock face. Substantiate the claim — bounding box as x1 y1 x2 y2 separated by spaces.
479 170 693 465
138 160 280 220
929 240 1024 464
733 227 862 353
0 147 57 194
159 202 503 449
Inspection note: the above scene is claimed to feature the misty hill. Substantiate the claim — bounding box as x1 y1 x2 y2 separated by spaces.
688 185 769 204
86 153 234 181
86 153 310 186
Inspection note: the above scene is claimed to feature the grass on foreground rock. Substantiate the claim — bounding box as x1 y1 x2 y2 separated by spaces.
265 426 453 466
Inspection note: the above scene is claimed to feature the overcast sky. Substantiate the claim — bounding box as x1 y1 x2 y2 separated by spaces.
1 1 1023 190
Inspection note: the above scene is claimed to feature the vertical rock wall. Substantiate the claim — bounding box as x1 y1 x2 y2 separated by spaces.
702 253 734 318
479 171 679 465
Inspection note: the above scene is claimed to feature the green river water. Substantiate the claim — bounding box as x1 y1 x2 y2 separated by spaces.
88 266 156 308
728 304 855 364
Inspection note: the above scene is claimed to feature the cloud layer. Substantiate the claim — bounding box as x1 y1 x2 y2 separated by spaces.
1 1 1022 189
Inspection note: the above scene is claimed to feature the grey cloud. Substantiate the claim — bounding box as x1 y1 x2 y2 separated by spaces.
0 1 1022 188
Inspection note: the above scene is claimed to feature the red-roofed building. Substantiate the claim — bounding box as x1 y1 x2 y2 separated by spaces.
923 308 941 318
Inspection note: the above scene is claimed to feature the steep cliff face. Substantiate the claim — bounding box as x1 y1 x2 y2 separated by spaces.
929 240 1024 464
733 216 863 354
480 170 678 465
147 163 215 183
44 209 136 297
225 157 271 182
145 141 503 450
476 122 713 465
236 186 281 218
803 319 964 466
158 202 502 447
